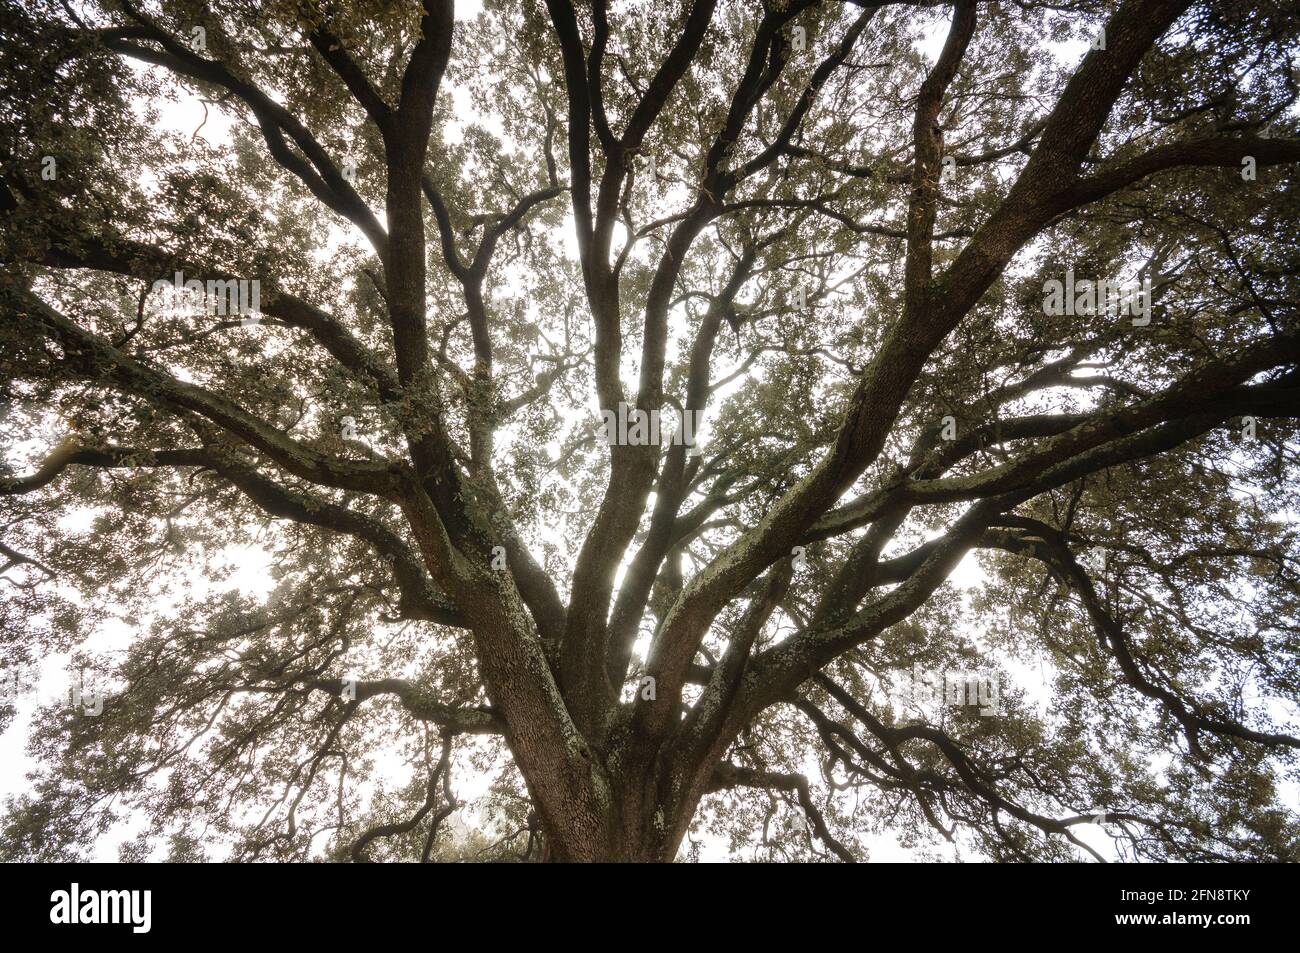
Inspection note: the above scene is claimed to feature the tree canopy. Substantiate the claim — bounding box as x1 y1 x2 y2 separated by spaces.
1 0 1298 862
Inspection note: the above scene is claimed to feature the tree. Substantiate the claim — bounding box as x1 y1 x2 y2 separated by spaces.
1 0 1297 863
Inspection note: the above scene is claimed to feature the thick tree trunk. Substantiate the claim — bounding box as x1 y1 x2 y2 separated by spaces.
532 747 716 862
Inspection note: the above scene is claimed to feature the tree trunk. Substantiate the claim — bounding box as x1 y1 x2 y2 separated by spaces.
530 744 716 862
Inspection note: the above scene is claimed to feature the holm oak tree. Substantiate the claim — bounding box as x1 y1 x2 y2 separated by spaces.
1 0 1299 862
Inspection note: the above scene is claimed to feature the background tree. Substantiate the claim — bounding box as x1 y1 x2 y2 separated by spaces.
1 0 1298 862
